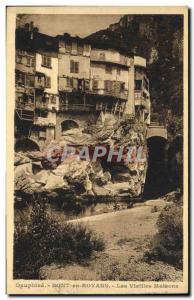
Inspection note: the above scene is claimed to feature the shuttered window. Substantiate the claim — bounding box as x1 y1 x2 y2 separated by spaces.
26 74 35 87
72 42 77 54
104 80 112 91
99 52 106 60
70 60 79 73
77 44 84 55
45 76 51 88
42 55 51 68
65 43 72 53
51 95 56 104
84 44 90 53
105 65 112 74
66 77 73 88
92 79 98 90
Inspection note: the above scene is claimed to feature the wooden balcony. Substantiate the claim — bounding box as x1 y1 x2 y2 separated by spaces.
15 109 34 122
59 103 95 112
34 116 55 127
35 101 49 110
134 90 150 109
90 52 130 67
86 89 128 101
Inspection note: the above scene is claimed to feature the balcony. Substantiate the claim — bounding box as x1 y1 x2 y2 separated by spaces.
87 89 128 101
34 116 55 127
15 101 35 122
90 51 130 67
59 103 95 112
134 90 150 109
35 101 49 110
15 100 34 111
35 72 45 90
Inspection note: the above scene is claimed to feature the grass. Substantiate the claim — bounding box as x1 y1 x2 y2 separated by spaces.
14 196 105 279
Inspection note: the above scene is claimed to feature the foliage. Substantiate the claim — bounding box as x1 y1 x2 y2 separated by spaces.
144 203 183 269
14 196 105 279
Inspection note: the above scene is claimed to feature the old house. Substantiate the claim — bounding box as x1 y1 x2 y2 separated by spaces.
134 56 151 125
56 34 92 138
15 23 151 151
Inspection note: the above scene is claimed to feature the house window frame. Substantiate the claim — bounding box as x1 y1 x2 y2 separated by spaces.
45 76 51 88
70 60 79 73
41 55 52 68
105 65 112 74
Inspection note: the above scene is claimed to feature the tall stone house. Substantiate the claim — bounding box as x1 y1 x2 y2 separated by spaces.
15 23 151 152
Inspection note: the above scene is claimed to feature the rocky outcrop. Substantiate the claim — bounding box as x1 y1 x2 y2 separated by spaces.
14 117 148 203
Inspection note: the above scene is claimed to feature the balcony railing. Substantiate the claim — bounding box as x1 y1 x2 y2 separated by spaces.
34 117 55 127
134 90 150 108
59 102 125 115
90 52 130 67
86 89 128 101
35 101 49 110
15 101 34 111
59 103 95 112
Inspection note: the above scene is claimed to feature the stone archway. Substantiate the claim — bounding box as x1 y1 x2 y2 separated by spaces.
15 138 40 152
61 119 79 135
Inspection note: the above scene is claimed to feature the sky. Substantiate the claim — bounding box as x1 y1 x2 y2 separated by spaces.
17 14 123 38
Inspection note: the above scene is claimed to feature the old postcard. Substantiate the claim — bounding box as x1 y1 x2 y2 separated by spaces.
6 6 189 295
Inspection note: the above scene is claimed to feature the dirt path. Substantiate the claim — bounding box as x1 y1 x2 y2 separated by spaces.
40 198 183 281
68 199 166 259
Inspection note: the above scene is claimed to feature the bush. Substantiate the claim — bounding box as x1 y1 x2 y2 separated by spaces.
14 197 105 279
144 203 183 269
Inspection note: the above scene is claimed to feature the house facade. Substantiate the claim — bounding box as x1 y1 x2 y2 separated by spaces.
15 24 151 151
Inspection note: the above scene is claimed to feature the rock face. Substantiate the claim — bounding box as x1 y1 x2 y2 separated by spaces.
14 116 148 203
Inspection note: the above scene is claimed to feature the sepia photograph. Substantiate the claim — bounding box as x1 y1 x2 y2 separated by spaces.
6 6 188 295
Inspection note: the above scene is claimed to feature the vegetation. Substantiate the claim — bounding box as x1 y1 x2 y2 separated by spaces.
14 196 105 279
144 201 183 269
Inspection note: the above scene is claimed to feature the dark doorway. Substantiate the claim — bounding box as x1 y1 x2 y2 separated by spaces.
143 136 169 199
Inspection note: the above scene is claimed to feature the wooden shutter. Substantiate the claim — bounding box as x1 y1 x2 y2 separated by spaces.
75 62 79 73
70 60 74 73
45 76 51 88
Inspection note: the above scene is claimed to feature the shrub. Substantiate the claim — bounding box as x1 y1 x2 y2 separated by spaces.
14 196 105 279
144 203 183 269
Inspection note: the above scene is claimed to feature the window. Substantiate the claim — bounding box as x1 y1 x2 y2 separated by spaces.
26 56 35 67
84 44 90 53
65 43 71 53
99 52 106 60
70 60 79 73
26 56 31 66
72 42 77 54
104 80 112 92
77 44 84 55
26 74 35 87
16 71 25 85
120 82 125 92
66 77 73 88
92 79 98 90
31 57 35 67
105 65 112 74
45 76 51 88
135 80 142 90
16 55 22 64
51 95 56 104
42 55 51 68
